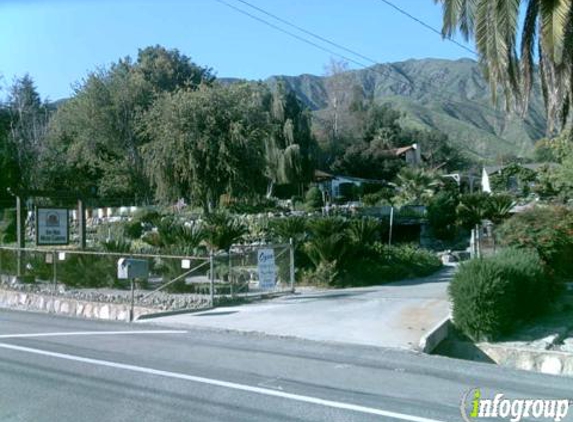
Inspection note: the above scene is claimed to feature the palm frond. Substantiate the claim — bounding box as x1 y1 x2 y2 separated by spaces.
520 0 540 115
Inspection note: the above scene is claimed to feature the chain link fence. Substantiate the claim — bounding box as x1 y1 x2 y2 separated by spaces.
0 242 294 320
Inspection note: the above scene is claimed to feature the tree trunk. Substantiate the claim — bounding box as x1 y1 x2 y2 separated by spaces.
266 180 274 199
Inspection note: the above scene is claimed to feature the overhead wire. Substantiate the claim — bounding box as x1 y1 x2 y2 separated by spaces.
213 0 535 128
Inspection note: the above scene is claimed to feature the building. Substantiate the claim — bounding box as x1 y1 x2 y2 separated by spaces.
314 171 386 201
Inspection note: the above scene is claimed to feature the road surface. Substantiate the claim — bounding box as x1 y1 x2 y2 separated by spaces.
0 309 571 422
148 267 454 349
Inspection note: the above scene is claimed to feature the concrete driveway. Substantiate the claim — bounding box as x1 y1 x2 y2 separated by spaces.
146 266 455 350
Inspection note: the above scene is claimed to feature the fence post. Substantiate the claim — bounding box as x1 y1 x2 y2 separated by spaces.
16 195 25 278
129 278 135 322
229 252 234 299
78 199 86 250
289 238 295 293
209 251 215 307
52 250 57 291
387 206 394 260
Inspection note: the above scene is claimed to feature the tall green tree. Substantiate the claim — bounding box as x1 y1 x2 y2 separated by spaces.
6 75 50 191
394 167 441 205
142 83 268 212
435 0 573 134
265 82 316 196
44 46 214 199
0 103 19 202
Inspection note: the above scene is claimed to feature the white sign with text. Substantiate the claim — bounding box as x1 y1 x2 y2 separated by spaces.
37 208 69 246
257 248 276 290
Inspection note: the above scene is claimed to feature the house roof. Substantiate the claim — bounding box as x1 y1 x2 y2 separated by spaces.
314 169 335 181
383 144 417 157
313 170 386 184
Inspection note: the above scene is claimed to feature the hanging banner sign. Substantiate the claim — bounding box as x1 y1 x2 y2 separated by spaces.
36 208 69 246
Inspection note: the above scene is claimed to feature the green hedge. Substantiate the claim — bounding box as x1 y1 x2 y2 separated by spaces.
449 248 549 341
338 243 442 287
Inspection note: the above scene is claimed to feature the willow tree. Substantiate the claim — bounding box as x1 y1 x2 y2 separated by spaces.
143 83 268 213
44 46 214 198
435 0 573 134
265 82 316 197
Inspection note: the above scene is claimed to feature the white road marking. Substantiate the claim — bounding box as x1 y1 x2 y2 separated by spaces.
0 342 448 422
0 330 187 339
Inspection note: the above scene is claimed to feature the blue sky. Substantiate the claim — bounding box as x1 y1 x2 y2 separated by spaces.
0 0 474 101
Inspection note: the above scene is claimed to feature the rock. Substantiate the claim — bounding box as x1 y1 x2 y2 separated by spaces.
515 355 535 371
540 356 563 375
99 305 110 319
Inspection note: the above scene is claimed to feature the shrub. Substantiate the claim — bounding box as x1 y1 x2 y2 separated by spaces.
449 258 516 341
132 209 162 226
449 248 549 341
224 197 284 214
0 209 17 244
304 217 349 269
347 217 382 246
456 193 490 229
427 191 459 240
141 217 205 254
203 213 247 252
497 205 573 278
341 243 441 286
124 220 144 239
269 217 307 244
300 262 338 286
58 254 117 288
305 187 323 209
100 239 132 253
486 194 515 224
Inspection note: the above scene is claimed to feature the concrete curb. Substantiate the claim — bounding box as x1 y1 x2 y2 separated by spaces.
419 315 451 353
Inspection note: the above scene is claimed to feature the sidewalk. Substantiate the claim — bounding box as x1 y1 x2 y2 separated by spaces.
144 266 455 349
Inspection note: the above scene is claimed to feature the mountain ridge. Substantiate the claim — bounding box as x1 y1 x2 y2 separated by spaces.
259 58 547 160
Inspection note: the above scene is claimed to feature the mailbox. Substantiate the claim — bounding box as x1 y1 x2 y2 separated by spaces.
117 258 149 280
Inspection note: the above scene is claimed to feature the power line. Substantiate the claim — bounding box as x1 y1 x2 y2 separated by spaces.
375 0 478 57
212 0 369 70
232 0 380 66
213 0 527 126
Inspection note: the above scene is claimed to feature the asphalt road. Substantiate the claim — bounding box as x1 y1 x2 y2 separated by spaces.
0 309 572 422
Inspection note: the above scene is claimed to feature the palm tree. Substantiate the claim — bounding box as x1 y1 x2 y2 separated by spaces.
435 0 573 134
394 167 441 206
487 194 516 224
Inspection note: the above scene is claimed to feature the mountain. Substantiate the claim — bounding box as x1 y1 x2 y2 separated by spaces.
264 58 547 160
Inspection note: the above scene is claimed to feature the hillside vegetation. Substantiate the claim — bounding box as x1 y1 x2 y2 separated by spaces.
266 58 546 159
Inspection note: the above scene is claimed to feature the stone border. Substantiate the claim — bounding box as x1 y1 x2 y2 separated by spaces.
478 343 573 376
419 315 451 353
0 288 154 322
